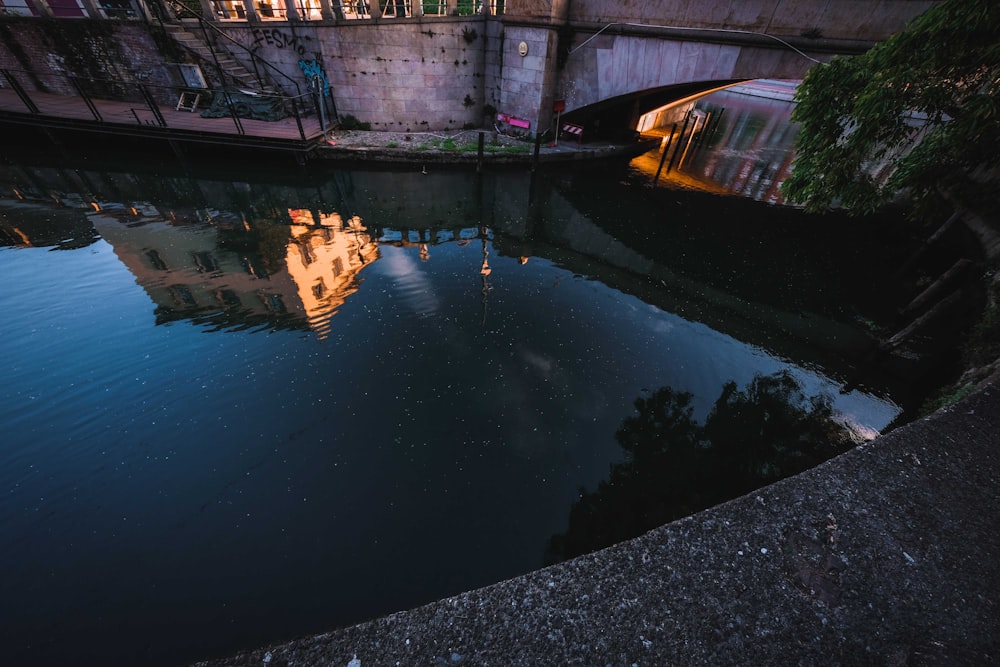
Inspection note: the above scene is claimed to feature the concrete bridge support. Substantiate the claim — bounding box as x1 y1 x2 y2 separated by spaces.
494 0 937 137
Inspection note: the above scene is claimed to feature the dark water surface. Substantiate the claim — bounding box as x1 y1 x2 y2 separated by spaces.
0 106 929 665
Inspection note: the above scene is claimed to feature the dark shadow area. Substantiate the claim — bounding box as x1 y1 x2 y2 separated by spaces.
546 371 857 563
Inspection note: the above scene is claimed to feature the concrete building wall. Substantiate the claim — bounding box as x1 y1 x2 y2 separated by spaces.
220 18 494 131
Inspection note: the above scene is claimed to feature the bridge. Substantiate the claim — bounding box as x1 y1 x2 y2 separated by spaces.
0 0 937 143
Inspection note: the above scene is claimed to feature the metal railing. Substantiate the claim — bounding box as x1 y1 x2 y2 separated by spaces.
162 0 302 101
0 68 319 141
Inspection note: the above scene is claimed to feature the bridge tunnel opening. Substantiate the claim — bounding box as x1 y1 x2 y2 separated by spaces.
558 79 747 143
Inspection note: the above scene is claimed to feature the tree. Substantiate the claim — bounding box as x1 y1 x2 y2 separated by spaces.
782 0 999 216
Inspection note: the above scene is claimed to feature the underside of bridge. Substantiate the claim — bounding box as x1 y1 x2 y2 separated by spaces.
558 79 748 141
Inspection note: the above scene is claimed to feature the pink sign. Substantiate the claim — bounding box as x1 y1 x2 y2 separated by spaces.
497 112 530 129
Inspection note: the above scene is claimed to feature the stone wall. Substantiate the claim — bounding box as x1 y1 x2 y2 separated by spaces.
0 18 180 103
221 18 496 131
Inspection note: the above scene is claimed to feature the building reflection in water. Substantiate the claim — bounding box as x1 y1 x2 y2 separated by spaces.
91 203 378 338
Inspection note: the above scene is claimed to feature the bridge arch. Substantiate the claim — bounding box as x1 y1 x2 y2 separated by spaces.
495 26 825 138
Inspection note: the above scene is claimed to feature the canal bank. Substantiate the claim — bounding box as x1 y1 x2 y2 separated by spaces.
313 129 661 166
194 374 999 666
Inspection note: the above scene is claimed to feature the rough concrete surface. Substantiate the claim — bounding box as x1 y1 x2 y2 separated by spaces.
313 129 659 165
195 374 1000 667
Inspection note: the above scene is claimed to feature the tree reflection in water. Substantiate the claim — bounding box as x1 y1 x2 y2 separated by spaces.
546 371 856 563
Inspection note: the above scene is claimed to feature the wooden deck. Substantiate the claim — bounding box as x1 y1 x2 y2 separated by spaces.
0 87 327 151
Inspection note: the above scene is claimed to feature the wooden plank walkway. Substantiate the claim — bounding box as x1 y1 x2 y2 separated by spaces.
0 87 326 149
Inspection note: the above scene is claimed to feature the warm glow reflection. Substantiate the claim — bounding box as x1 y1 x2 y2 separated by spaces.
285 208 377 338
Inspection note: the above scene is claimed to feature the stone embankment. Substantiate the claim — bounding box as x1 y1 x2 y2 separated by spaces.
313 129 658 165
196 377 999 666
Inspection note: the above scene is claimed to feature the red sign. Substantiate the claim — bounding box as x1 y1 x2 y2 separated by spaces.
553 99 566 113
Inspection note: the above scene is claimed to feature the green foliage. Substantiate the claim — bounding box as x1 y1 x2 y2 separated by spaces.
783 0 1000 215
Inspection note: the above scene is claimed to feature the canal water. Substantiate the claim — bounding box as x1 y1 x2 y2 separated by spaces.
0 85 936 666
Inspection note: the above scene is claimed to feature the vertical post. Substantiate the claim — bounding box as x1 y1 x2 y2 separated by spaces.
26 0 55 17
317 0 337 19
289 95 307 140
197 0 217 20
78 0 104 17
242 0 260 21
477 131 484 172
676 114 702 169
666 111 693 173
282 0 300 19
69 77 103 122
531 131 542 170
139 84 166 126
652 123 676 184
2 70 40 114
223 90 246 134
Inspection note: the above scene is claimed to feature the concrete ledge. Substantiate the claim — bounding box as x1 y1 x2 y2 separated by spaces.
196 379 1000 666
311 131 660 165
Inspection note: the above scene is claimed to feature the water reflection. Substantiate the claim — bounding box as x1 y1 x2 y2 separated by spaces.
634 80 801 202
92 205 378 337
0 154 917 667
546 370 856 563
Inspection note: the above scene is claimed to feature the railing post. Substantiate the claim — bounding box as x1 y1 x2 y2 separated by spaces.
69 76 104 122
78 0 105 18
290 95 307 140
242 0 261 21
317 0 338 20
139 84 167 126
666 111 693 173
26 0 55 17
197 0 218 20
652 123 676 184
282 0 300 19
223 90 246 134
1 70 40 114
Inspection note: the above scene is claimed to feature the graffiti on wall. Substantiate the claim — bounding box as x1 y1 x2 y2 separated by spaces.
251 28 312 57
298 59 330 97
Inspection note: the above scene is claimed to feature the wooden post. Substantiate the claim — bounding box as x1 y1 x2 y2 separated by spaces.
652 123 677 184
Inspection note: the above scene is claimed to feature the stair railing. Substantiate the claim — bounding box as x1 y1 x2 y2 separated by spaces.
160 0 302 102
157 0 309 138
